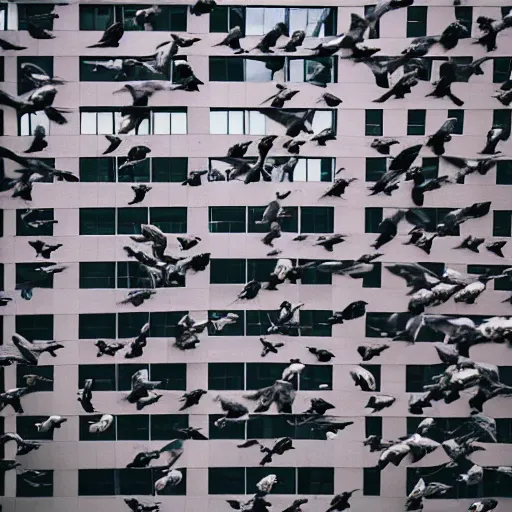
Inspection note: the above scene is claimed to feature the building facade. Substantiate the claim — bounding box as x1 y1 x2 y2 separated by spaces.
1 1 512 511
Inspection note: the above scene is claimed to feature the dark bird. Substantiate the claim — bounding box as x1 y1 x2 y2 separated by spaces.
133 6 161 31
214 26 246 54
20 62 65 91
314 234 346 252
261 84 299 108
260 337 284 357
365 395 396 413
426 74 464 106
259 437 294 465
468 499 499 512
326 489 360 512
436 201 491 236
88 22 124 48
190 0 217 16
94 339 125 357
372 210 405 249
27 18 56 40
128 184 152 205
442 155 498 183
405 167 451 207
283 139 306 154
371 138 399 155
233 280 262 303
311 128 336 146
426 118 458 156
28 240 62 259
326 301 368 325
182 169 208 186
364 0 414 37
306 60 333 87
103 135 122 155
119 290 155 308
127 450 161 468
77 378 96 413
321 177 357 198
119 145 151 173
311 14 368 56
0 433 42 456
317 92 342 107
125 324 151 358
304 398 335 415
179 389 207 411
0 293 13 307
454 235 485 253
253 23 289 53
282 499 308 512
0 38 27 51
259 109 315 137
486 240 507 258
372 69 419 103
213 395 249 427
307 347 335 362
173 60 204 92
493 88 512 106
227 141 251 158
177 235 201 251
351 366 376 391
475 12 512 51
245 379 296 413
24 125 48 153
281 30 305 52
357 344 389 361
175 426 208 440
124 498 161 512
480 120 511 155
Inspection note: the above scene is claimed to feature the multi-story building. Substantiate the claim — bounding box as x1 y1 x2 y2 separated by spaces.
1 1 512 512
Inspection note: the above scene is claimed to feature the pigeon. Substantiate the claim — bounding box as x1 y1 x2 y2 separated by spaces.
426 118 458 155
118 290 156 307
133 5 161 31
307 347 335 362
0 38 27 51
94 339 125 357
317 92 343 107
282 499 309 512
306 61 333 87
454 236 485 253
88 414 114 434
364 0 414 37
124 498 161 512
426 73 464 106
326 489 360 512
261 84 299 108
480 122 511 155
77 379 96 413
182 169 208 186
282 359 305 381
213 396 249 428
190 0 217 16
128 184 152 205
0 433 42 456
373 70 419 103
365 395 396 413
350 367 376 392
283 139 306 154
371 138 399 155
253 23 289 53
258 108 315 138
357 344 389 361
125 369 161 407
179 389 207 411
119 145 151 171
311 128 336 146
103 135 122 155
24 125 48 153
311 14 368 56
227 141 251 158
314 234 346 252
486 240 507 257
245 379 296 414
28 240 62 259
468 499 499 512
125 323 151 358
372 210 405 249
175 427 208 440
321 177 357 198
475 12 512 51
436 201 491 236
442 155 498 183
27 17 57 40
35 416 67 433
87 22 124 48
259 337 284 357
280 30 305 52
214 26 246 54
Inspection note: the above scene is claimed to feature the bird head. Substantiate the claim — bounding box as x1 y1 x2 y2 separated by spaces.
275 22 289 37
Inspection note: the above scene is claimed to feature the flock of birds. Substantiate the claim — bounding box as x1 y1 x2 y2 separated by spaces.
0 1 512 512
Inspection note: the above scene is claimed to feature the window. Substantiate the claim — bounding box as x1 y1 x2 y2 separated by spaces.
80 208 115 235
152 158 188 182
365 416 382 437
247 259 278 283
407 109 426 136
117 312 148 339
17 415 55 440
18 3 56 30
15 315 53 341
210 415 246 440
248 206 298 233
289 57 336 85
246 310 274 336
417 207 459 235
298 468 334 494
247 467 296 494
406 364 447 392
493 109 511 129
407 6 427 37
364 5 379 38
300 207 334 234
493 211 512 237
293 158 334 182
80 108 187 135
209 57 245 82
79 469 116 496
300 364 333 390
208 363 245 390
117 415 149 440
361 365 381 391
299 310 333 337
149 312 185 337
79 313 116 339
422 157 439 179
210 259 246 284
208 468 245 495
79 5 187 31
16 209 55 236
363 262 382 288
497 160 512 185
19 111 51 137
117 262 158 289
79 364 116 391
18 57 54 95
79 262 116 288
447 109 464 135
79 158 116 182
17 365 53 391
208 311 244 336
209 206 246 233
366 312 444 342
363 467 381 496
248 415 294 439
454 6 472 37
467 265 512 291
210 6 246 33
299 259 332 285
0 110 3 136
0 5 6 30
79 414 117 441
151 363 187 390
365 109 383 136
117 208 147 235
496 419 512 443
16 263 54 289
503 7 512 17
493 58 511 83
151 414 189 440
17 471 53 497
246 363 288 390
0 263 3 291
365 208 383 233
150 207 187 233
365 158 386 182
118 159 150 183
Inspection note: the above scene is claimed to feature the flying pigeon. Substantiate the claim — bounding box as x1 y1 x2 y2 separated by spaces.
179 389 207 411
128 184 152 205
87 22 124 48
77 379 96 413
214 26 246 54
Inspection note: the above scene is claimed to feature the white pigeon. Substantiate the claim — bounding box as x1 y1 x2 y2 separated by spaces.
35 415 67 433
154 468 182 493
256 474 277 494
282 360 305 381
88 414 114 434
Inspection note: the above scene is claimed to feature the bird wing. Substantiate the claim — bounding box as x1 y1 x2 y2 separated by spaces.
441 156 468 169
258 108 299 128
33 125 46 140
0 146 31 168
389 144 423 171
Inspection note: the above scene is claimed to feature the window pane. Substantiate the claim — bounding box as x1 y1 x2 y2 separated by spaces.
209 206 246 233
363 467 381 496
245 58 272 82
117 207 148 235
151 363 187 390
153 112 171 134
209 468 245 494
298 468 334 494
228 110 244 135
246 467 295 494
79 313 116 340
80 207 116 235
208 363 244 390
96 112 113 135
312 111 332 133
15 314 53 340
79 469 115 496
245 8 265 36
171 112 187 134
210 111 228 134
248 111 266 135
79 262 116 288
152 157 188 182
117 415 149 440
300 207 334 233
246 363 288 389
151 414 189 440
78 364 116 391
17 365 53 390
210 259 246 284
209 415 246 439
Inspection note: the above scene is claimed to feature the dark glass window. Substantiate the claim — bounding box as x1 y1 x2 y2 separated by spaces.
209 207 246 233
493 211 512 237
117 159 150 183
209 415 246 440
17 415 54 440
117 262 154 289
496 419 512 443
300 364 333 390
15 314 53 340
209 56 245 82
300 207 334 233
117 312 148 339
363 467 381 496
493 58 511 83
447 109 464 135
208 468 245 494
298 467 334 494
365 158 386 182
152 157 188 182
16 209 54 236
365 416 382 437
18 3 56 30
78 469 115 496
247 259 279 283
117 414 149 440
454 6 472 37
208 363 245 390
365 207 383 233
151 414 189 440
406 364 447 392
361 364 381 391
17 56 54 95
149 312 185 338
80 208 115 235
208 311 244 336
79 414 116 441
248 206 298 233
246 467 296 494
299 310 332 337
246 363 288 390
16 263 54 289
78 364 116 391
362 262 382 288
247 415 295 440
17 470 53 497
16 365 54 391
364 5 379 38
118 468 152 495
497 160 512 185
80 262 116 288
79 313 116 339
493 109 511 129
79 158 116 182
365 109 383 136
117 207 148 235
151 363 187 390
299 259 332 285
422 157 439 179
246 310 274 336
407 6 427 37
150 207 187 233
407 109 426 136
210 259 246 284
